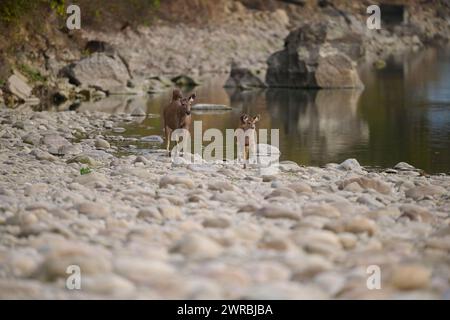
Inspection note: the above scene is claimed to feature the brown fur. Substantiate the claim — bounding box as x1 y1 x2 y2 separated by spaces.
163 89 196 155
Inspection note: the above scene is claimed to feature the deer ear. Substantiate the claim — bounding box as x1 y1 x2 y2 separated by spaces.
254 115 261 122
188 93 196 102
240 114 249 123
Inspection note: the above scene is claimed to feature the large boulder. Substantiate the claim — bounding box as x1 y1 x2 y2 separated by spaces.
60 53 131 94
224 63 266 89
2 70 40 106
266 22 365 89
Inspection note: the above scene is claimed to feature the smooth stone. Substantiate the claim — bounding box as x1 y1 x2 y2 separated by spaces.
24 183 49 197
390 265 431 290
338 158 361 171
82 274 136 297
394 162 416 171
74 172 109 187
287 182 313 194
405 185 446 200
202 217 231 229
77 202 110 219
95 138 110 149
265 187 297 199
157 205 182 220
192 104 231 110
303 203 341 218
170 234 223 260
141 135 164 143
208 181 235 192
343 217 377 236
159 175 194 189
338 177 391 194
255 205 302 221
399 204 434 223
31 149 58 162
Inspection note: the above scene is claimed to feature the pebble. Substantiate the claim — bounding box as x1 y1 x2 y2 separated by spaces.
405 185 446 200
170 234 223 260
95 138 110 149
255 205 302 221
159 175 194 188
390 265 431 290
303 203 341 218
77 202 110 219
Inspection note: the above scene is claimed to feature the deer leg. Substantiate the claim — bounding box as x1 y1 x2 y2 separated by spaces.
165 127 172 157
243 145 249 169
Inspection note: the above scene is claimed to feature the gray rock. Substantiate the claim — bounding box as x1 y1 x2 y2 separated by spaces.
171 234 223 260
255 205 302 221
191 104 232 111
5 71 33 101
315 53 364 88
405 185 446 200
399 204 434 223
202 217 231 229
77 202 110 219
41 134 71 155
338 176 391 194
338 158 361 171
224 63 266 89
159 175 195 189
60 53 131 93
171 75 199 87
31 149 58 162
95 138 110 149
394 162 416 171
266 22 364 88
140 135 164 143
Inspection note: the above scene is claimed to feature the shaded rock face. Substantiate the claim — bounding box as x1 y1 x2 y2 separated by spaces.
59 53 131 94
224 63 266 89
266 22 364 88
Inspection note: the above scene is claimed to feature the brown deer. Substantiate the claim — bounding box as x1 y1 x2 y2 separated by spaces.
163 89 196 155
238 113 260 168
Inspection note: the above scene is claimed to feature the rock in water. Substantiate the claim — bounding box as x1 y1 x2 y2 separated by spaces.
266 22 364 88
224 63 266 89
191 104 232 111
171 75 198 87
315 53 364 88
59 53 131 94
141 135 164 143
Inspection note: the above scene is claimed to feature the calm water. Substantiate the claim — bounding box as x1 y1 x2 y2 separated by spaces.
81 48 450 173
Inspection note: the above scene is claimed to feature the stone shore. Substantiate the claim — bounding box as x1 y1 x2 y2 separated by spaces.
0 108 449 299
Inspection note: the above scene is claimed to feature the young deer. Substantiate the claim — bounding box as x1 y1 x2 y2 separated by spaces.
238 113 260 168
163 89 196 156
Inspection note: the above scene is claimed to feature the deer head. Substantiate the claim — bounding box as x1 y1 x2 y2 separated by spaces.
240 113 261 130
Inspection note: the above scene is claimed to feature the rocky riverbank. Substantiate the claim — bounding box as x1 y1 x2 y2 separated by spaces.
2 0 450 108
0 108 449 299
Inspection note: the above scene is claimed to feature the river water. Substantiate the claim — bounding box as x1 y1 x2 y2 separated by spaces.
80 47 450 174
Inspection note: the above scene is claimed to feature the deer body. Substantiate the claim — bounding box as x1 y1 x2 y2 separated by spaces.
238 114 260 168
163 89 196 155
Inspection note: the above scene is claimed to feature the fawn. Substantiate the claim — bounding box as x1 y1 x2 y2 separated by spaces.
163 89 196 156
238 113 260 168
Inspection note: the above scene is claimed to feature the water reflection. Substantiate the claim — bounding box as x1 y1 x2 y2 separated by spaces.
78 48 450 173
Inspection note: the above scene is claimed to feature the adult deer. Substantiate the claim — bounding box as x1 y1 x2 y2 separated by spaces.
163 89 196 156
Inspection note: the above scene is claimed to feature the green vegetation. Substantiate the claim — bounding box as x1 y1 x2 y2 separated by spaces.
80 167 92 175
0 0 66 25
17 64 46 83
